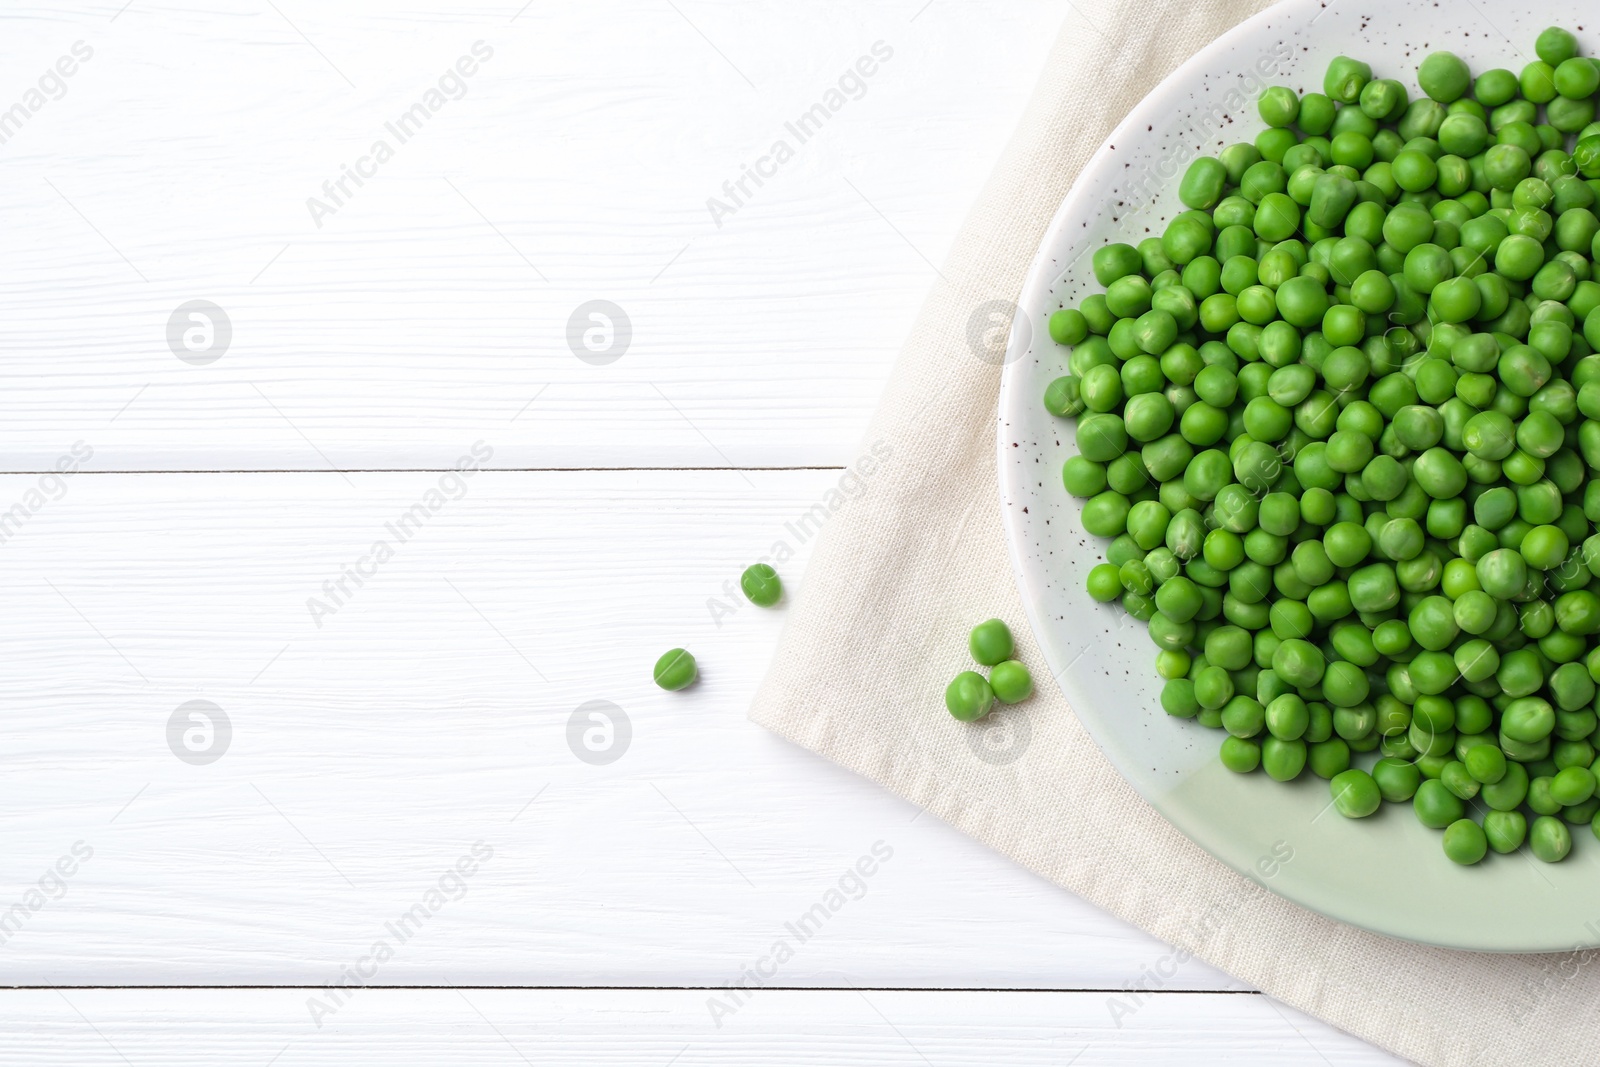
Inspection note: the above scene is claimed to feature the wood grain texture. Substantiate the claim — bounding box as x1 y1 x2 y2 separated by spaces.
0 0 1065 471
0 2 1407 1060
0 468 1245 993
4 989 1402 1064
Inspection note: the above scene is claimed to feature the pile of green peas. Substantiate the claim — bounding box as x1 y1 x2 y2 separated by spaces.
1046 27 1600 866
946 618 1035 720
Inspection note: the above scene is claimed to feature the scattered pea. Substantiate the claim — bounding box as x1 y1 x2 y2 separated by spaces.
653 648 698 691
740 563 783 607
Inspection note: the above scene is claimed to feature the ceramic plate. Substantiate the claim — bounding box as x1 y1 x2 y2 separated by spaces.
999 0 1600 951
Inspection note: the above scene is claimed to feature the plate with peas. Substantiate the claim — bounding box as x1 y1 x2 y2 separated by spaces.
999 0 1600 950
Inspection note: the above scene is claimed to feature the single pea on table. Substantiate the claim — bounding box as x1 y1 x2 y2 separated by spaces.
653 648 698 691
1045 26 1600 866
741 563 783 607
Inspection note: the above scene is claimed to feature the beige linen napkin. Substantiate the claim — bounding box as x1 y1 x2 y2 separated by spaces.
748 1 1600 1063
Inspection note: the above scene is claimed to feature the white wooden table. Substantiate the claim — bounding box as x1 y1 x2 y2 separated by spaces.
1 1 1406 1061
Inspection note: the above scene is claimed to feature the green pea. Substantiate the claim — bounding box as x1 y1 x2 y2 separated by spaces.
1076 414 1127 463
1377 517 1424 561
1254 492 1298 537
969 618 1015 666
1441 759 1481 799
1048 309 1089 346
1520 524 1569 569
1414 778 1465 828
1485 810 1528 853
1498 653 1548 700
1161 678 1200 718
1104 454 1149 500
1550 765 1597 806
653 648 698 691
1124 393 1176 442
1486 143 1534 193
989 660 1033 704
1456 696 1493 736
1106 453 1154 495
1081 491 1130 537
1142 436 1193 483
1476 548 1528 599
1372 619 1413 656
1078 296 1114 336
1304 703 1334 744
1262 692 1307 738
945 671 994 722
1147 611 1192 650
1503 696 1556 743
1254 192 1301 242
1347 562 1398 614
1324 55 1371 104
1044 376 1086 418
1080 364 1123 413
1305 737 1349 779
1205 625 1254 671
1530 814 1573 862
1219 735 1262 773
1258 86 1300 128
1092 244 1143 285
1126 501 1171 551
1164 214 1214 265
1442 818 1488 864
1257 735 1304 780
1549 661 1596 710
1419 51 1471 103
1322 521 1372 567
1194 665 1234 710
1439 113 1489 157
1321 661 1370 707
1329 768 1381 817
1133 309 1179 356
1151 575 1199 624
1324 428 1373 472
1529 775 1563 815
1179 157 1228 211
1155 649 1191 680
1536 27 1579 66
1295 488 1334 527
740 564 782 607
1465 742 1508 785
1221 695 1266 738
1373 756 1422 802
1062 457 1107 498
1406 595 1459 651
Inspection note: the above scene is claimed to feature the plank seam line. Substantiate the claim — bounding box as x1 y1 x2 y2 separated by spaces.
0 986 1262 994
0 467 850 475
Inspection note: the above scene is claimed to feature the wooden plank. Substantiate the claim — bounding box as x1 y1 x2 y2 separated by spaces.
0 0 1067 471
0 989 1402 1064
0 468 1243 990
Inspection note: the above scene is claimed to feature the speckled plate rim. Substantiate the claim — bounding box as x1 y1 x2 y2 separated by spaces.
998 0 1600 952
